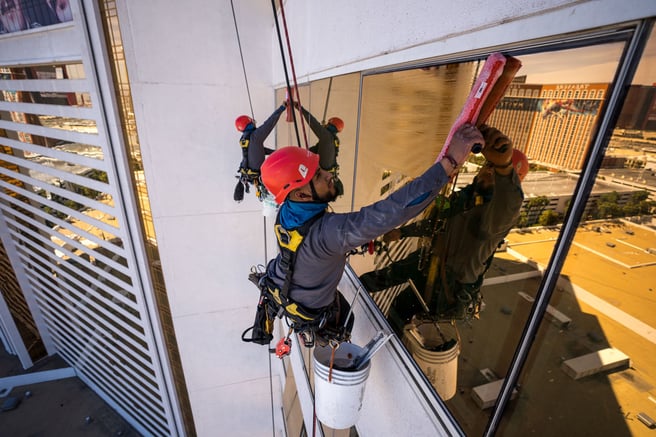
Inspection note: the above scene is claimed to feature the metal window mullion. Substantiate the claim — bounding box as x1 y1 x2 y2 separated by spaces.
0 202 132 278
0 78 88 93
0 100 96 121
1 135 105 171
0 119 99 146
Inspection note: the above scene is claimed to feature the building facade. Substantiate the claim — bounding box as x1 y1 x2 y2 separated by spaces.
1 1 656 436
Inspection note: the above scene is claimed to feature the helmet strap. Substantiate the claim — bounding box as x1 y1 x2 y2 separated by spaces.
309 180 321 202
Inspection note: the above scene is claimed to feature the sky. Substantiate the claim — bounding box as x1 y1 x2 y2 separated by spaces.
519 39 655 85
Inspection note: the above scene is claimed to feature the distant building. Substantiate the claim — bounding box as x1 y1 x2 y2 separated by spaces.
489 82 609 171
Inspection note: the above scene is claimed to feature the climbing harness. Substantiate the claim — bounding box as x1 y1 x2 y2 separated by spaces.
234 136 272 202
244 207 350 354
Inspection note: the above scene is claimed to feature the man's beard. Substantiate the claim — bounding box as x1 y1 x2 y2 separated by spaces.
309 179 340 203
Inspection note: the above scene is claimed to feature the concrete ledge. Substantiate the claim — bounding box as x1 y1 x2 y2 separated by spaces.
517 291 572 328
561 348 630 380
471 379 518 409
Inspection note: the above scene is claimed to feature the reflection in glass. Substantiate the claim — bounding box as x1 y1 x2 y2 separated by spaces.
345 40 636 434
494 32 656 436
274 74 360 213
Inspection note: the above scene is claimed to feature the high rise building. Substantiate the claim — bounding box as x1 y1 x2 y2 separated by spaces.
489 83 610 171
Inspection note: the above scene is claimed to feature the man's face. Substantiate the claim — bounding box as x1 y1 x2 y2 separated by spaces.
475 163 496 192
310 168 338 202
294 167 338 203
0 0 26 33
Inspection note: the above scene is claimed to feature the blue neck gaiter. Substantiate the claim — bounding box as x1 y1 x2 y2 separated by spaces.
279 200 327 229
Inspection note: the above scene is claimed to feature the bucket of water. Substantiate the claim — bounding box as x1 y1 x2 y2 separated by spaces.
403 321 460 400
313 343 371 429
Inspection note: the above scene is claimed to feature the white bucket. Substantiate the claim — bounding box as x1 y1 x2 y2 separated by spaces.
403 322 460 400
313 343 371 429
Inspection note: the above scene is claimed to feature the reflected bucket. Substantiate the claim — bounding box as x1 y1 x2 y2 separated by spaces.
313 343 371 429
403 321 460 400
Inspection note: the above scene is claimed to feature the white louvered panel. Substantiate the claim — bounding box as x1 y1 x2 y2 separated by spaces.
0 152 114 196
0 79 88 93
0 119 100 146
2 216 138 306
14 247 145 338
34 301 164 406
0 100 96 121
0 202 131 279
45 333 169 436
24 266 158 371
22 258 142 334
0 179 120 230
0 187 122 252
0 136 104 170
0 3 180 434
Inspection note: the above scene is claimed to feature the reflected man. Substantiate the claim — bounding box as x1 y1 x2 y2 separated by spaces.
359 126 527 334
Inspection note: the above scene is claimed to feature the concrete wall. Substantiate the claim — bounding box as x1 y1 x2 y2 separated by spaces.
115 0 656 435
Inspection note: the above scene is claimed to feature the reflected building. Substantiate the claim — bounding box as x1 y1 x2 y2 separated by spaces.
489 82 610 171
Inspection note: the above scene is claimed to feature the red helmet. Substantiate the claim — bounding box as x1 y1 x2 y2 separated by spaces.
261 146 320 204
235 115 254 132
512 149 529 181
327 117 344 133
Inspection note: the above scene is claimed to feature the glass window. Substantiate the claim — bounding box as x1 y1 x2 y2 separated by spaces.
274 25 652 436
347 41 631 434
496 28 656 436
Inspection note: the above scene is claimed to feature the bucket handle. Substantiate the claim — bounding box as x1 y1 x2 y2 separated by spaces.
328 340 340 382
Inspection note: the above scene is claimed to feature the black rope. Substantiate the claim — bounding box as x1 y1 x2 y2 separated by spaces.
230 0 254 119
322 77 333 124
271 0 302 148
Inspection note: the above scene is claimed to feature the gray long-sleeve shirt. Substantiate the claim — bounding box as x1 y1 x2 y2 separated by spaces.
266 162 451 309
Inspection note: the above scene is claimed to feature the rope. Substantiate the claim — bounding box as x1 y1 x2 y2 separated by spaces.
271 0 303 148
277 0 309 148
233 6 275 435
322 77 333 124
230 0 254 119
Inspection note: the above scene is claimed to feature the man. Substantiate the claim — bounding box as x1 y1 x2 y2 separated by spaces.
296 103 345 196
359 126 527 332
256 123 484 345
233 103 287 202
